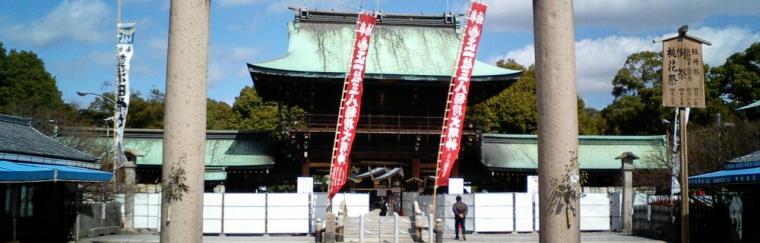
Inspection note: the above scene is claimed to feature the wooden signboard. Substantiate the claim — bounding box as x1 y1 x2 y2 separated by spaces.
662 36 706 107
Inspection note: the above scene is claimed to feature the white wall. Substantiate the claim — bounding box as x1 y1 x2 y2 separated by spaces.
437 192 617 233
223 193 266 234
133 193 160 230
474 193 513 232
130 192 369 234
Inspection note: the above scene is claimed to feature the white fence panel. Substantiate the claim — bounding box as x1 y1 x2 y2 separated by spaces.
203 193 223 234
134 193 161 230
267 193 309 233
439 195 474 232
223 193 266 234
312 192 370 232
514 193 534 232
610 192 622 231
580 193 610 231
474 193 513 232
331 193 370 217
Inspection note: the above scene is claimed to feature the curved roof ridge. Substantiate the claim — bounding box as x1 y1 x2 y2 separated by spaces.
250 20 520 81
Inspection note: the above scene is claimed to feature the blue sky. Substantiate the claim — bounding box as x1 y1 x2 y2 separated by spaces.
0 0 758 109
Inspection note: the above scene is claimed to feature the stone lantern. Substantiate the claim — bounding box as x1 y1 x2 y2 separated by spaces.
615 152 639 234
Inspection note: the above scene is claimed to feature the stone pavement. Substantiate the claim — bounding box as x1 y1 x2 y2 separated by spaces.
78 232 664 243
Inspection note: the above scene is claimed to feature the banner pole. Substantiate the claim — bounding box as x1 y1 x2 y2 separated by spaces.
326 11 376 211
679 107 689 243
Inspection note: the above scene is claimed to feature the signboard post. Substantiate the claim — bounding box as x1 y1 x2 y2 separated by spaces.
659 25 710 243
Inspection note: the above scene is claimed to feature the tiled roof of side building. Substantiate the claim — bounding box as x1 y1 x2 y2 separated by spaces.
83 129 275 168
729 150 760 163
481 134 668 170
0 114 97 163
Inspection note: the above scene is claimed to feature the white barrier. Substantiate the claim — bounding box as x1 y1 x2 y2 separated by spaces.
331 193 371 217
426 192 614 233
224 193 266 234
133 193 161 230
312 192 370 229
474 193 513 232
514 193 534 232
580 193 610 231
203 193 223 233
131 192 367 234
266 193 310 233
131 191 616 234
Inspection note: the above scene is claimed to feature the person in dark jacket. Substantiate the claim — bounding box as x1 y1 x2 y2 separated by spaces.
452 195 468 240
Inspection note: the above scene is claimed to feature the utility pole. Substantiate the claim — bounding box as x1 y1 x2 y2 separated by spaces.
160 0 209 242
532 0 581 242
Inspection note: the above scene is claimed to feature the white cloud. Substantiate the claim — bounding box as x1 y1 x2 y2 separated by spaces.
208 45 259 88
146 37 168 57
124 0 152 3
487 0 760 32
227 47 259 62
56 50 114 76
217 0 264 8
690 27 760 66
497 26 760 108
86 50 115 68
265 0 358 13
0 0 111 46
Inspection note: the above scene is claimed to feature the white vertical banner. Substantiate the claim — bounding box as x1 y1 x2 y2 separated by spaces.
115 22 135 167
670 108 680 196
670 108 690 196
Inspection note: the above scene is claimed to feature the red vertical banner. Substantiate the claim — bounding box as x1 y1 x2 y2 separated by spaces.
435 1 487 187
328 12 377 200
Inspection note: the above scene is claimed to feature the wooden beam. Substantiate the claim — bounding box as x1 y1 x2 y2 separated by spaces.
309 162 331 168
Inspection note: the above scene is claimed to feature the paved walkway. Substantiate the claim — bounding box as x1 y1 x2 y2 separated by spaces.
78 232 664 243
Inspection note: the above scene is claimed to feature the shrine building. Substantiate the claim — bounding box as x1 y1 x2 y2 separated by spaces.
111 9 667 200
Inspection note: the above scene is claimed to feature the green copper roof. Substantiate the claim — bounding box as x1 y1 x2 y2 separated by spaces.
120 131 273 168
249 20 520 81
737 100 760 111
481 134 667 170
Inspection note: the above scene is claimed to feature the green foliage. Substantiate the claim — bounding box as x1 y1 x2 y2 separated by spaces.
577 98 606 135
207 98 238 130
602 44 760 134
602 51 669 134
125 89 165 129
611 51 662 98
473 59 603 134
709 42 760 106
0 42 64 117
232 86 305 134
471 60 537 134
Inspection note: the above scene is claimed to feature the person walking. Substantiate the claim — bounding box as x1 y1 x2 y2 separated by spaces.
452 195 468 240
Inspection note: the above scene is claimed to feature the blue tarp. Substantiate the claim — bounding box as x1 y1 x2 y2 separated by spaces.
0 160 112 182
689 166 760 186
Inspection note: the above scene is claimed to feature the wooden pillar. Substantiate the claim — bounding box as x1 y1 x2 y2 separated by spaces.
412 159 420 179
679 108 689 243
302 158 310 177
452 159 460 177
